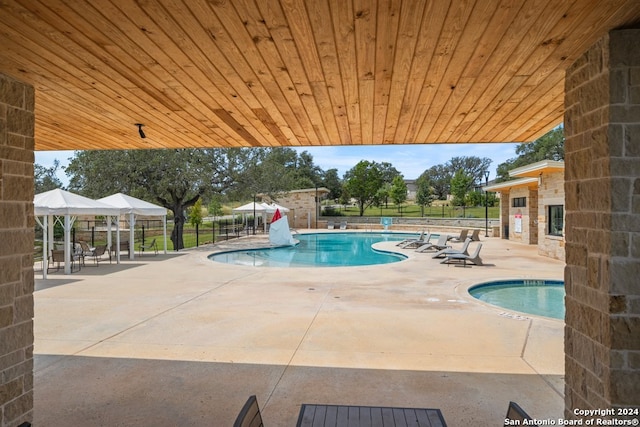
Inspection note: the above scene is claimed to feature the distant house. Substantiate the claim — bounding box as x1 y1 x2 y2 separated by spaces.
404 179 417 201
484 160 565 260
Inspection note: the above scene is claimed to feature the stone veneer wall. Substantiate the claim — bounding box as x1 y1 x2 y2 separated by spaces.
528 187 539 245
538 170 566 260
0 74 34 426
507 186 535 244
268 190 323 229
564 29 640 415
499 190 509 238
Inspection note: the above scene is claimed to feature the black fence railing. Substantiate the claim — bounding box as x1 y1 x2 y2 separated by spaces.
34 217 267 258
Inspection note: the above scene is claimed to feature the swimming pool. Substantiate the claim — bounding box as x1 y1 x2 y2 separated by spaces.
468 279 565 320
209 232 415 267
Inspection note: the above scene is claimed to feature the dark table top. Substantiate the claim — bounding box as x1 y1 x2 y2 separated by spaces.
296 404 447 427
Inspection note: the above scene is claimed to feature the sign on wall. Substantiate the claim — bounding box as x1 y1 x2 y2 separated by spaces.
514 212 523 233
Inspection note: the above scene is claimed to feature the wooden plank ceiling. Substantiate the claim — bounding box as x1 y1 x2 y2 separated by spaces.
1 0 639 151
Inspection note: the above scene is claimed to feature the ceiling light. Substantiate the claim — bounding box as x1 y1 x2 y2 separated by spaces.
135 123 146 139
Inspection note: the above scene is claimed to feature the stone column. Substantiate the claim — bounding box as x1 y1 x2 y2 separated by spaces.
0 73 34 426
564 29 640 415
529 187 539 245
499 190 509 239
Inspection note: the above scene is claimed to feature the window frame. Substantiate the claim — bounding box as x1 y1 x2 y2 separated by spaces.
548 205 564 236
512 197 526 208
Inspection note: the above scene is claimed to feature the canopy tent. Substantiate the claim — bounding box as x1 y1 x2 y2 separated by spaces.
97 193 168 260
34 189 123 277
232 202 291 232
232 202 268 232
261 202 290 213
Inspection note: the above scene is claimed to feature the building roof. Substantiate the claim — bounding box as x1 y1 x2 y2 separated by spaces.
484 177 539 192
2 2 639 150
484 160 564 192
509 160 565 178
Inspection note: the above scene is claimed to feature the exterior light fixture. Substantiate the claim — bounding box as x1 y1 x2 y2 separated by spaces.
135 123 146 139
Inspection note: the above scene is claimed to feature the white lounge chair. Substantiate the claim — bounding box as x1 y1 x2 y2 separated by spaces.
441 243 483 266
432 238 472 259
396 231 424 246
448 229 468 242
397 231 429 248
400 232 431 249
339 220 347 230
415 234 450 252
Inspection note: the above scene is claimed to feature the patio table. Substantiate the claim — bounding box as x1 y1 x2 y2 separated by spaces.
296 404 447 427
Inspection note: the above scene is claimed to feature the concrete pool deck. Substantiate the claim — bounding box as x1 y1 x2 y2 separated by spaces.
34 231 566 426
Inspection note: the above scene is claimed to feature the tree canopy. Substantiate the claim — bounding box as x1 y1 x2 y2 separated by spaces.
390 175 408 211
343 160 384 216
65 148 249 249
417 155 491 201
496 127 564 182
34 160 63 193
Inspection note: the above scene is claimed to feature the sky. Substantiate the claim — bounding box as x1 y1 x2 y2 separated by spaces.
34 142 521 187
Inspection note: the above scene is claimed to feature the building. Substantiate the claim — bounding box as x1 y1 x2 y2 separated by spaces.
485 160 565 260
261 187 330 229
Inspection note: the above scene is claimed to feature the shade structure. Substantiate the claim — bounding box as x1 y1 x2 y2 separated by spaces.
98 193 168 260
34 189 123 276
232 202 269 233
34 188 122 216
232 202 268 213
260 202 290 213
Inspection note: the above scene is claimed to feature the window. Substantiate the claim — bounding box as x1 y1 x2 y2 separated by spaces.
512 197 526 207
548 205 564 236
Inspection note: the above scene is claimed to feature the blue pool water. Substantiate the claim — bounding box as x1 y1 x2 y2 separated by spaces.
469 279 565 320
209 232 416 267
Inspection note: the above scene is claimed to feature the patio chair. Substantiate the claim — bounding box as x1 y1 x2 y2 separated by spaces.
78 240 95 255
448 229 468 242
432 238 472 258
48 249 81 273
470 229 481 241
415 234 450 253
441 243 484 266
504 401 532 426
339 220 347 230
233 395 264 427
139 238 158 256
327 220 335 229
110 241 130 259
85 244 110 266
399 232 432 249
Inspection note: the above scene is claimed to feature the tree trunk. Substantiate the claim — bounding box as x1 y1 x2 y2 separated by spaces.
171 207 186 250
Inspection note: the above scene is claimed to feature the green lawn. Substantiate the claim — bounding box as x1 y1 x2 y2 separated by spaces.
327 203 499 219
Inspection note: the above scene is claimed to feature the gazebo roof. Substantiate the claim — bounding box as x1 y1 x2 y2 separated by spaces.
34 189 122 216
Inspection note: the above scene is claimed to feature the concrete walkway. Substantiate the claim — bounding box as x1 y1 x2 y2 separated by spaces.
34 231 565 426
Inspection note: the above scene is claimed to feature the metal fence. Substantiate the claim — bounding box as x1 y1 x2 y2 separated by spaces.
34 216 271 258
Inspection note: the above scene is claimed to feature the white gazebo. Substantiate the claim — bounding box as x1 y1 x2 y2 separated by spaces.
34 189 123 277
97 193 168 260
232 201 269 232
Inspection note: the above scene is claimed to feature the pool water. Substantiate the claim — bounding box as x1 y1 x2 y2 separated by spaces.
209 232 415 267
469 279 565 320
